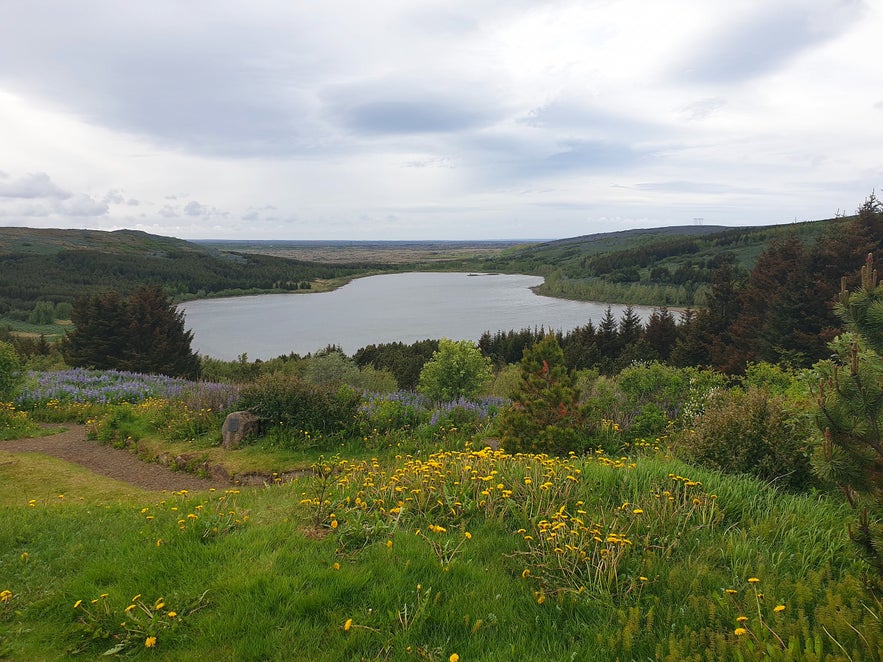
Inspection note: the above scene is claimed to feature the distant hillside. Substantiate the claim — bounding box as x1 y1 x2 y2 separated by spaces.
0 227 206 256
0 227 379 324
475 218 843 306
0 216 853 329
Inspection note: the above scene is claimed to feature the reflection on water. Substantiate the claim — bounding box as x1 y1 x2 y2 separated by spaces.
180 272 655 360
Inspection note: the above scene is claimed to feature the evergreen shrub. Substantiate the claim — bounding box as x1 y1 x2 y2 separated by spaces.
500 334 585 454
236 373 361 439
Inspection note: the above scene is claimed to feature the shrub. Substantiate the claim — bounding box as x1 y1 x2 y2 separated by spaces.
499 334 585 454
0 340 23 400
418 339 492 402
0 401 38 440
236 373 361 439
300 351 397 392
358 392 429 435
675 386 815 491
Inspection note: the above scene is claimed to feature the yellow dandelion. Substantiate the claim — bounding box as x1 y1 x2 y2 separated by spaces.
747 577 760 583
73 599 82 609
522 569 530 578
734 628 747 636
736 615 748 623
333 562 341 570
386 540 393 548
167 611 177 618
125 604 136 612
331 520 339 529
639 576 648 582
450 654 460 662
464 531 472 539
774 605 786 613
724 589 737 595
0 590 12 603
344 618 353 631
145 636 157 648
632 508 643 514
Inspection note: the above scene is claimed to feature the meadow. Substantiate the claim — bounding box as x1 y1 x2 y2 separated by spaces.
1 368 881 661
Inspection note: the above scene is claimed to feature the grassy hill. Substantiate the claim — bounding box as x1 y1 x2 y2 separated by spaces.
0 228 382 333
474 218 842 306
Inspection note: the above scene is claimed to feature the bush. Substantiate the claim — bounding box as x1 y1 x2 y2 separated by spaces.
500 334 585 455
0 340 23 400
358 392 429 435
300 351 397 392
674 386 815 491
418 339 492 402
236 373 361 439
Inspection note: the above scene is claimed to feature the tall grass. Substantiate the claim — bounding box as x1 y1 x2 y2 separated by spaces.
1 446 879 660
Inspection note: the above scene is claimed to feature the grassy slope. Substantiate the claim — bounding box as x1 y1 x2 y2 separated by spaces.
1 438 879 661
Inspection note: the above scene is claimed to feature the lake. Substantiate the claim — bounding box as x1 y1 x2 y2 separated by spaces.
180 272 657 360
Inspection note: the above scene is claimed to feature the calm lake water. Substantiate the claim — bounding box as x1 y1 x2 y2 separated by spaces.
180 272 656 360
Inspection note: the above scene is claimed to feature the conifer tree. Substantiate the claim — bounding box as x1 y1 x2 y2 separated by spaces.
500 334 584 454
62 285 200 379
812 254 883 588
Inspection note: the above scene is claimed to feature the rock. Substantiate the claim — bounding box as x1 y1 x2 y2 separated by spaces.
210 463 231 483
221 411 260 449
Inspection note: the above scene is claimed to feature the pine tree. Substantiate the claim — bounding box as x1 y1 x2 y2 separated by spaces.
62 285 200 378
812 254 883 589
727 235 824 370
642 306 678 361
499 334 584 454
62 290 130 370
121 285 200 379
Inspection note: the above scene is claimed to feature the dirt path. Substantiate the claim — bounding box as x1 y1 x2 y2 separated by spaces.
1 425 229 492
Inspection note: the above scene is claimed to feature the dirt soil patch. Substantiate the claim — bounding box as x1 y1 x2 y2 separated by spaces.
2 425 229 492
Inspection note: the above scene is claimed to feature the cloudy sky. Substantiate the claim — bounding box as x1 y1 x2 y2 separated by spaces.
0 0 880 240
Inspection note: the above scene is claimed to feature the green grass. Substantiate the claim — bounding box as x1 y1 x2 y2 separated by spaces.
2 438 881 661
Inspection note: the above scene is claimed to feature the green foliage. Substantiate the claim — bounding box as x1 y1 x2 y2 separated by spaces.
675 386 815 491
579 363 728 449
0 402 39 440
353 339 439 390
62 285 200 379
236 373 362 441
740 361 801 395
486 363 522 398
0 340 23 400
417 339 492 402
198 353 264 383
26 301 56 325
812 254 883 585
499 334 585 454
300 350 397 393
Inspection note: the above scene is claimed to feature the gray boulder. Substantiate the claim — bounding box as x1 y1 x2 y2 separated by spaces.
221 411 260 449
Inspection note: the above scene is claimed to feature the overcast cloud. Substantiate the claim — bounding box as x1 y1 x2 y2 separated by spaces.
0 0 879 239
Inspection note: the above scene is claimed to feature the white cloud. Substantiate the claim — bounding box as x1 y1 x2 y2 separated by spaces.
0 172 71 200
0 0 880 239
